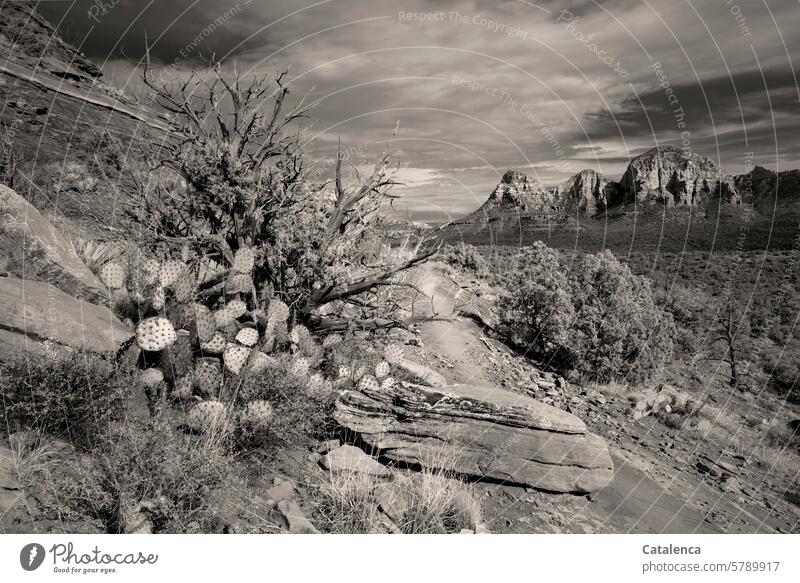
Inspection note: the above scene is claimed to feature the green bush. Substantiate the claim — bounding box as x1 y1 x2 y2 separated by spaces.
53 416 232 533
0 352 130 448
223 360 336 451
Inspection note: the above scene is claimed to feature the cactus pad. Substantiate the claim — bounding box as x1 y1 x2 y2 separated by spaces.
136 317 177 352
100 262 125 290
233 246 255 273
223 343 250 375
236 327 259 347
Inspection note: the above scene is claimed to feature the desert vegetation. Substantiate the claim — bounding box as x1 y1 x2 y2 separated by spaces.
0 61 464 534
493 241 675 383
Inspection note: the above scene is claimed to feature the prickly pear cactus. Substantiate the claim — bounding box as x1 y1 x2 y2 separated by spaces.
136 317 177 352
97 244 336 433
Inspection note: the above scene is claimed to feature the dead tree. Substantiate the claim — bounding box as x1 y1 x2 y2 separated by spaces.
122 55 434 331
710 298 751 391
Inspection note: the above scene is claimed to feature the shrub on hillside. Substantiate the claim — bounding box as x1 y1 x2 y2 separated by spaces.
0 352 130 448
500 245 675 383
498 242 574 354
569 251 676 383
442 243 488 275
52 417 232 533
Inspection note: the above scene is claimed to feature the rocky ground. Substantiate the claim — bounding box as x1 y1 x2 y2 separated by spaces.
399 263 799 533
2 253 798 534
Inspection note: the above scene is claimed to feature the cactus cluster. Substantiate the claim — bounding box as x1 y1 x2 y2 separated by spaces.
331 343 405 391
96 247 340 435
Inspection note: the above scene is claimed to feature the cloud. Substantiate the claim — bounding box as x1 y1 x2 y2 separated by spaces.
40 0 800 219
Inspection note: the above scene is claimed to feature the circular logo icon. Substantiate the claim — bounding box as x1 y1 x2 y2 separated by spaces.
20 543 46 571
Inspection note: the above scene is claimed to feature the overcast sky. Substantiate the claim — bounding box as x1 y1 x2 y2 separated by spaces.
41 0 800 221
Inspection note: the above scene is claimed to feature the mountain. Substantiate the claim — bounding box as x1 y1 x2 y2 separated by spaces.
619 145 739 207
553 169 623 217
735 166 800 211
462 170 559 222
459 146 759 225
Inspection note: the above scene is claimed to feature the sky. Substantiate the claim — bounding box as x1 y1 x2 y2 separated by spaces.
39 0 800 222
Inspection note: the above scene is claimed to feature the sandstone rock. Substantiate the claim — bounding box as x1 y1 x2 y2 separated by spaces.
0 185 107 302
335 382 614 494
620 146 739 207
265 477 295 503
395 358 448 387
314 439 342 454
464 170 559 222
0 277 132 356
554 169 622 217
277 499 320 534
320 444 391 477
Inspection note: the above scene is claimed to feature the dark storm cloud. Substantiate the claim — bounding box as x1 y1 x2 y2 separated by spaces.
576 68 800 171
39 0 258 63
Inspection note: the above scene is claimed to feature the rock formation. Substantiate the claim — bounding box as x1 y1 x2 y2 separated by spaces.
0 277 132 357
464 170 560 222
620 146 739 207
554 169 622 217
0 185 108 302
335 381 614 494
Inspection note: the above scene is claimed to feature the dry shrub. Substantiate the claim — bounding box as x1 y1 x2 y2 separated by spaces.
596 381 643 402
6 430 62 487
315 469 383 534
396 470 482 534
50 416 233 533
0 352 130 449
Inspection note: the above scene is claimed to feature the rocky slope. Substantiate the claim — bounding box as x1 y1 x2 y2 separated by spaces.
0 4 170 236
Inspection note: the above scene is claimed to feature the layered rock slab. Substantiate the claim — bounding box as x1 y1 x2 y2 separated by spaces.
334 382 614 494
0 185 108 302
0 276 132 356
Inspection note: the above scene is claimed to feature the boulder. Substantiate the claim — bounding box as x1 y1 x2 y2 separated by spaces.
320 444 392 477
0 277 132 356
335 382 614 494
277 499 320 534
0 184 107 303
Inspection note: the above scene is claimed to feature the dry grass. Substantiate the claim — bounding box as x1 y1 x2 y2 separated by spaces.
595 381 644 402
7 430 61 488
314 445 482 534
396 469 482 534
314 469 384 534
